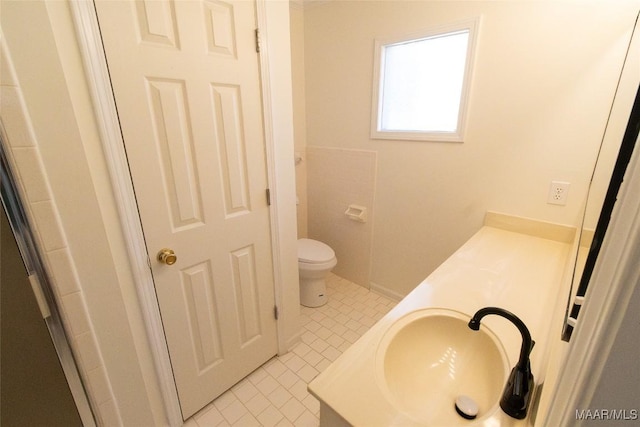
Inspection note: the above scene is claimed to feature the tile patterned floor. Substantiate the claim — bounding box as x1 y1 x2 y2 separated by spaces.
184 273 397 427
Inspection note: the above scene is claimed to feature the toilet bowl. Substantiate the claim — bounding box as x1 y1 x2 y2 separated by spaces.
298 238 337 307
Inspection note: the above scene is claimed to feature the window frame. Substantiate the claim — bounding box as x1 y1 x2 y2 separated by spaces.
370 18 480 142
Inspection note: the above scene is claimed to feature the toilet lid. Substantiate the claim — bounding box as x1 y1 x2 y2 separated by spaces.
298 238 335 264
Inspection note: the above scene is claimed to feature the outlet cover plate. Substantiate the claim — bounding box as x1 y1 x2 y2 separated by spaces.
548 181 570 205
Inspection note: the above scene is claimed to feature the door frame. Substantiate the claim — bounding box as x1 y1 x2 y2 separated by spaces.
69 1 291 425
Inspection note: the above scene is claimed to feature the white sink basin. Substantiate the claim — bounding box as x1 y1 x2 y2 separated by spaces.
376 308 509 425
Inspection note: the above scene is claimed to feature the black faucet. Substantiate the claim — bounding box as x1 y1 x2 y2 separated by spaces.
468 307 535 420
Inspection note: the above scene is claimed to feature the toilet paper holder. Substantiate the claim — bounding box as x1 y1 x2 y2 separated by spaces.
344 204 367 223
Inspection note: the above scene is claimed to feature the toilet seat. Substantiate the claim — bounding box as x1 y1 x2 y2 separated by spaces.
298 238 335 264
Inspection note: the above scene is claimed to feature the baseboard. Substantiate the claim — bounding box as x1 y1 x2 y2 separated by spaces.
369 281 405 302
281 327 302 356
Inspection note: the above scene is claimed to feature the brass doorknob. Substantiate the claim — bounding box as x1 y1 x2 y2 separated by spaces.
157 248 177 265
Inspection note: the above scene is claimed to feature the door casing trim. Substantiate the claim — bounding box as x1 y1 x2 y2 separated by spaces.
69 1 287 425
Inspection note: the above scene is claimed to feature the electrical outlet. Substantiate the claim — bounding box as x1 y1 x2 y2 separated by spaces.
548 181 570 206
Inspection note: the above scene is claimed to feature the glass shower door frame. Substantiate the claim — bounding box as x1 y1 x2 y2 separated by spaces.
0 123 96 427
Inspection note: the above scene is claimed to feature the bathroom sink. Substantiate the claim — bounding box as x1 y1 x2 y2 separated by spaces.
376 308 509 425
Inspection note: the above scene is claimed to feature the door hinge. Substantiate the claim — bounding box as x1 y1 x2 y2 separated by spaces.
274 305 279 320
255 28 261 53
266 188 271 206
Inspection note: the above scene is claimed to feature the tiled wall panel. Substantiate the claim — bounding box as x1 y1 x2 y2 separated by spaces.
306 146 377 287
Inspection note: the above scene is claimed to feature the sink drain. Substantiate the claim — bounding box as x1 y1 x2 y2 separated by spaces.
454 395 479 420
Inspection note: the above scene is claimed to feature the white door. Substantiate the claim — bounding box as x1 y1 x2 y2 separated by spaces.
94 0 278 419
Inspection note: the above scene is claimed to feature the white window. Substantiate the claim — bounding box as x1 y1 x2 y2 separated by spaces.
371 19 479 142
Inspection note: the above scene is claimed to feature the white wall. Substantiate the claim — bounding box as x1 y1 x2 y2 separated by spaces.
584 278 640 423
290 3 309 239
300 0 638 296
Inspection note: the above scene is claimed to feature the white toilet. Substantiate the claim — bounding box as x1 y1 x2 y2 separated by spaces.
297 238 337 307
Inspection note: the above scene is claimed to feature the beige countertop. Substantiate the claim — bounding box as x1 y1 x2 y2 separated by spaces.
308 225 572 426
